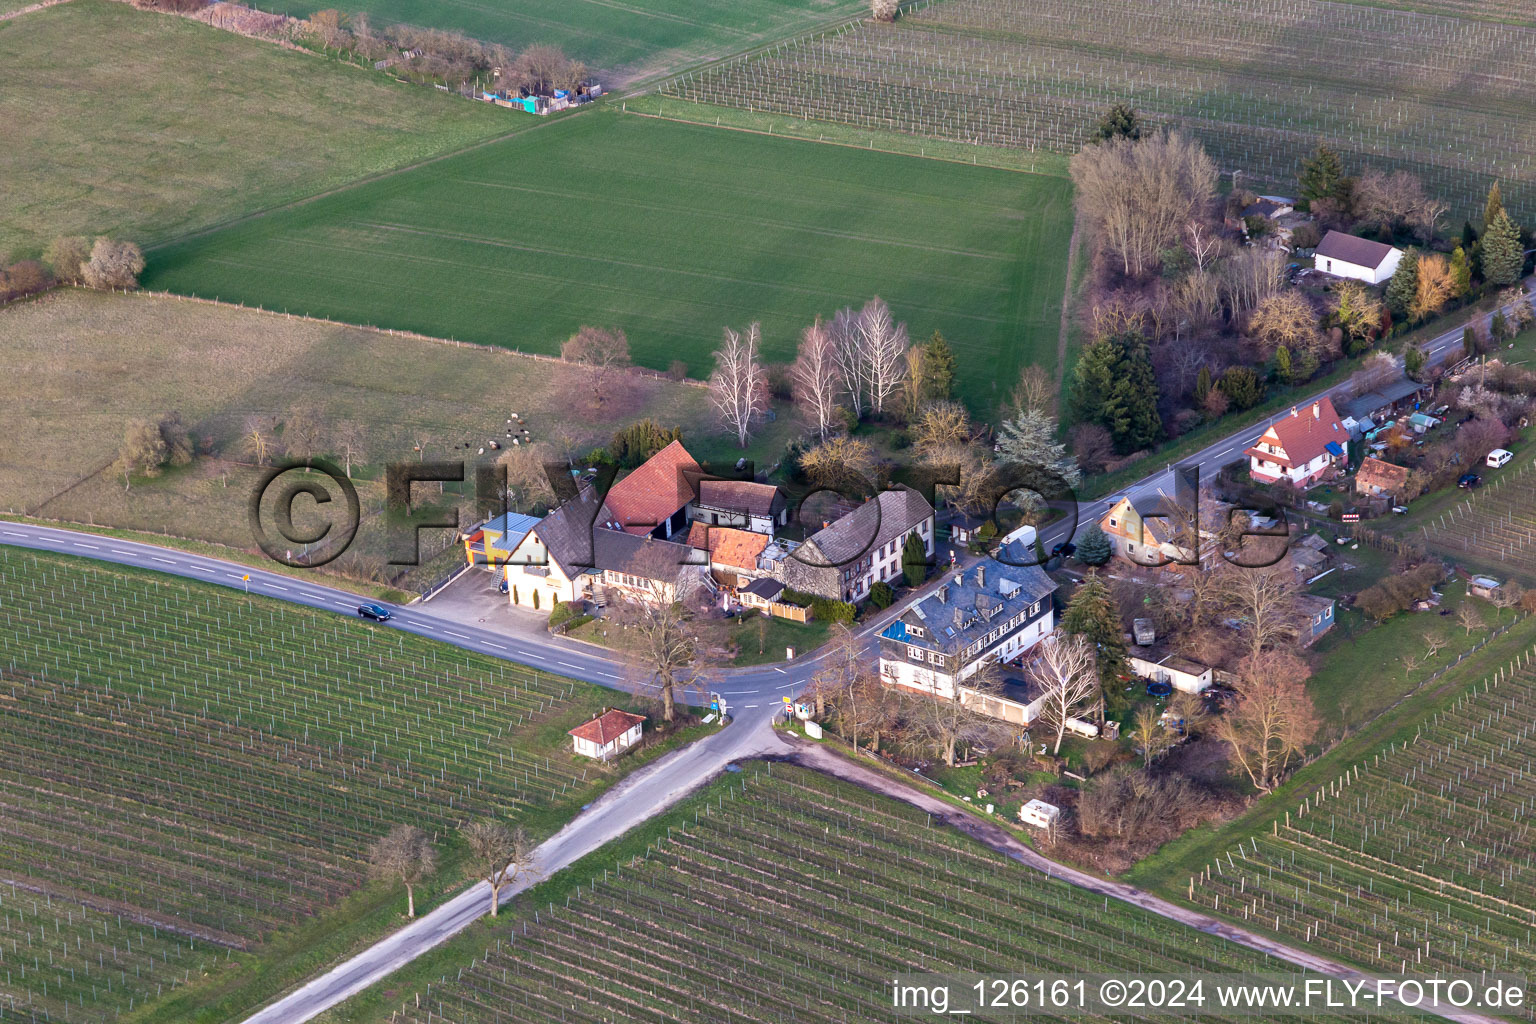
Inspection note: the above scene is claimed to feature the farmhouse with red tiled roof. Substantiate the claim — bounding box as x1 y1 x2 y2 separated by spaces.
1245 398 1348 487
568 708 646 761
602 440 700 539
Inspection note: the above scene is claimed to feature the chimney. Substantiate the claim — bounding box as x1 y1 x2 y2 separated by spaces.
976 564 986 589
1290 405 1299 418
1312 401 1320 419
937 584 948 604
954 573 963 587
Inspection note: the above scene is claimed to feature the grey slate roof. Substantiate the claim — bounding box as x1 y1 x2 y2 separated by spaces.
533 485 693 580
884 558 1056 651
801 487 934 566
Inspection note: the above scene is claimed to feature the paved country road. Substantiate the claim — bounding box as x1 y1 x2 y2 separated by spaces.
789 740 1513 1024
3 285 1530 1024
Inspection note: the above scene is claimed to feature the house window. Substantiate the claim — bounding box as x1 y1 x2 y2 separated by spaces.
907 645 924 660
927 652 944 665
909 625 925 638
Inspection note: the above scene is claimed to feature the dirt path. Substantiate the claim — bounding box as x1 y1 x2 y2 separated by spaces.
0 0 73 22
1053 209 1083 408
786 737 1511 1024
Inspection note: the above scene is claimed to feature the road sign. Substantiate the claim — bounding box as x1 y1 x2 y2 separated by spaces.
782 696 792 704
710 700 719 711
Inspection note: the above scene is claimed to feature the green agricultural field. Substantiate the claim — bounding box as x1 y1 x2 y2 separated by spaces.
0 0 514 255
663 0 1536 223
143 110 1075 412
348 763 1391 1024
0 548 680 1023
269 0 864 86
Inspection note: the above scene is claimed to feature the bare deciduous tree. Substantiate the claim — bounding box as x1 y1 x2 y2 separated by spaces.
800 435 877 491
1422 631 1447 661
332 420 367 477
1218 564 1300 661
829 305 868 420
791 317 845 441
498 441 557 512
561 326 631 408
1130 705 1174 766
368 824 435 919
613 546 706 724
1069 131 1217 278
856 297 908 415
283 405 326 461
460 820 533 917
918 651 1005 767
1008 363 1054 419
709 323 767 448
1213 653 1318 792
1185 220 1225 271
1029 633 1099 755
243 414 277 467
1221 247 1286 317
1456 602 1484 636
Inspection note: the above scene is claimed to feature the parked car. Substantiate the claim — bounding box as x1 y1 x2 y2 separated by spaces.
1051 541 1076 558
1457 473 1482 489
1487 448 1514 469
358 603 392 622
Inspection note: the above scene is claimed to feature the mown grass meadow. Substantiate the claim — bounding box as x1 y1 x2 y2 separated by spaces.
144 110 1074 412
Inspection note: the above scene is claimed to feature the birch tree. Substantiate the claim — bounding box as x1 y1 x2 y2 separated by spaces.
829 306 868 420
857 297 909 415
1029 633 1099 754
709 323 767 448
791 317 845 441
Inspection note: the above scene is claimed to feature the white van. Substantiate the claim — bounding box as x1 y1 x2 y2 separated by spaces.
1487 448 1514 469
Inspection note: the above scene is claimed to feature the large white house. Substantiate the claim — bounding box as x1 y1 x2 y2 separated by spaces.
877 556 1056 722
1313 230 1403 285
1244 399 1348 487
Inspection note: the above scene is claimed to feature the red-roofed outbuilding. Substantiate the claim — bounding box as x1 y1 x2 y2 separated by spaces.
568 708 647 760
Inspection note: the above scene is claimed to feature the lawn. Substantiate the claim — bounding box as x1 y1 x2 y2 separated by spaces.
268 0 864 86
0 547 701 1023
0 0 513 255
727 610 830 665
0 290 755 591
142 109 1076 413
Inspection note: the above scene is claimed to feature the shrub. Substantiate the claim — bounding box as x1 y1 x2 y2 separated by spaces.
1354 562 1444 620
781 588 855 624
547 601 585 630
869 580 895 609
44 236 91 284
0 260 54 303
81 238 145 290
609 420 681 468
